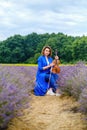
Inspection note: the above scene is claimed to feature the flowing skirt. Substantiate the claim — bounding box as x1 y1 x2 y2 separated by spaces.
34 72 59 96
34 73 49 96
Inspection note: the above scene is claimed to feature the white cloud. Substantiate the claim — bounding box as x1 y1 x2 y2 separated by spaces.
0 0 87 40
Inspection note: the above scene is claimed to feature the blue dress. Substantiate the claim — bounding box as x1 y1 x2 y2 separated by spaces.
34 55 53 96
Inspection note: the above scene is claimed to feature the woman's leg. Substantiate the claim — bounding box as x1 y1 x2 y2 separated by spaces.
50 73 61 96
46 73 56 95
50 73 58 92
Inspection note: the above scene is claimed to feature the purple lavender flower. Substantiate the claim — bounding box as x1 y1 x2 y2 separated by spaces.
0 65 36 128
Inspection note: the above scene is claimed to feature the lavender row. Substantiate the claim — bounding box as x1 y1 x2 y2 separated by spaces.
0 65 36 129
58 62 87 114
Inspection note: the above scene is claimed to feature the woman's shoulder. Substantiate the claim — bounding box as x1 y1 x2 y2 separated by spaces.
38 55 44 60
38 55 52 61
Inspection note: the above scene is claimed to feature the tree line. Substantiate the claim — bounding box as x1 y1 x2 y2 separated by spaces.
0 32 87 64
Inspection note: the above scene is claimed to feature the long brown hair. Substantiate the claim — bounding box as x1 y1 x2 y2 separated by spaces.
41 46 52 56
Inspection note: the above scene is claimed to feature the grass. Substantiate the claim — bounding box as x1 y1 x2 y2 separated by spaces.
0 64 37 66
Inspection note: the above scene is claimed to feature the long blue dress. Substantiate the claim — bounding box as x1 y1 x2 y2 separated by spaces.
34 55 53 96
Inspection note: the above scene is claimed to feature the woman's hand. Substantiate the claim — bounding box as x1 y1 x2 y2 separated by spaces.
55 56 59 60
43 62 54 70
49 62 55 67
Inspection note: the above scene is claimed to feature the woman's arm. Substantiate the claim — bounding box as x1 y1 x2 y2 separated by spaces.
43 62 54 70
38 56 54 71
43 64 51 70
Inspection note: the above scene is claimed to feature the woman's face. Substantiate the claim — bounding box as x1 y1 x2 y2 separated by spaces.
44 48 50 56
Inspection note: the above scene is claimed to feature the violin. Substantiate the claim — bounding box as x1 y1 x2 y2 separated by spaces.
51 50 61 74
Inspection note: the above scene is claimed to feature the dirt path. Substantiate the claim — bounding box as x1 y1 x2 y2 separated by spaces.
8 94 87 130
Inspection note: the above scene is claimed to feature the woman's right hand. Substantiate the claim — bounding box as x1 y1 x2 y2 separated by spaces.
49 62 55 67
43 62 54 70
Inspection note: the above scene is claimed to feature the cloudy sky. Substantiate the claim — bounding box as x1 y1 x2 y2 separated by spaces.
0 0 87 41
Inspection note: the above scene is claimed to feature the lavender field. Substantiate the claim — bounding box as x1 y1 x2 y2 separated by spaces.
0 62 87 129
0 65 37 129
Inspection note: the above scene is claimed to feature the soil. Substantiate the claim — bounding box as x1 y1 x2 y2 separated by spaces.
7 94 87 130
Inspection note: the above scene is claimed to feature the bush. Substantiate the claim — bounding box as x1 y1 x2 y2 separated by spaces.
0 65 36 128
58 62 87 115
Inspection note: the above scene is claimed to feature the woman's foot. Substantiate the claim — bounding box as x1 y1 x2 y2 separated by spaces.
47 89 55 96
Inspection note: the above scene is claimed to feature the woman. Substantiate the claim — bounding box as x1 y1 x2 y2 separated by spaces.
34 46 60 96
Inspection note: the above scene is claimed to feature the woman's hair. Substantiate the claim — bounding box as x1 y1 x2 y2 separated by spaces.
41 46 52 56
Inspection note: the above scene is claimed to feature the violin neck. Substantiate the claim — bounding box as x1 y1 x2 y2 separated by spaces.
55 49 58 56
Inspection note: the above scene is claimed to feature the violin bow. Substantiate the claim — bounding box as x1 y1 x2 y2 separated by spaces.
54 49 58 64
55 49 58 56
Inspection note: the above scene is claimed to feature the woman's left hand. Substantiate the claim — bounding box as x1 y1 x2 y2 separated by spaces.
55 56 59 60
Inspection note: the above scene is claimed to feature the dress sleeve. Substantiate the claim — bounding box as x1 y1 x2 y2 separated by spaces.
37 57 43 71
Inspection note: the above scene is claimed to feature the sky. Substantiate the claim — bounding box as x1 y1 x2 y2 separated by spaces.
0 0 87 41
